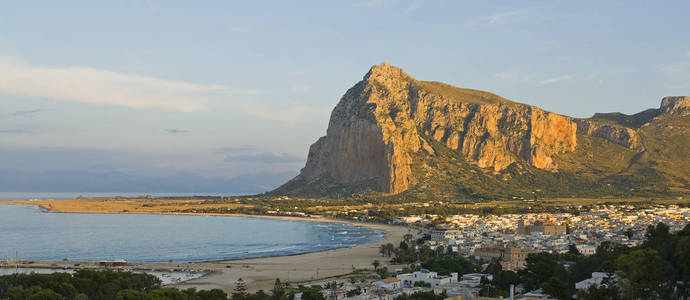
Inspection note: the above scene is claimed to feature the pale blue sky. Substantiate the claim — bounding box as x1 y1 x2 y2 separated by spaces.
1 1 689 192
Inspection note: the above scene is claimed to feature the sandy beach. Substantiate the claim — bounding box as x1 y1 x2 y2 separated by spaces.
0 200 413 292
172 222 409 292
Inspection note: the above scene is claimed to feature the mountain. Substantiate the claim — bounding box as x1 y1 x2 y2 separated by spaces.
272 63 690 200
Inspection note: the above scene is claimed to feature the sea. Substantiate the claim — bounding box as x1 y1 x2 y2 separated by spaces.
0 203 383 263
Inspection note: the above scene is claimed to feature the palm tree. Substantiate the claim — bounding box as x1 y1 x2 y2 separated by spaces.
372 260 380 270
403 233 414 244
384 243 395 257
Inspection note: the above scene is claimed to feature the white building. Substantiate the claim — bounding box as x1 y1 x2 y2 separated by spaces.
374 277 402 290
576 244 597 255
575 272 618 290
431 228 462 242
396 270 458 288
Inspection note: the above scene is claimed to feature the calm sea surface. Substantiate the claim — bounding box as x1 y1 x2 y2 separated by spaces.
0 204 383 262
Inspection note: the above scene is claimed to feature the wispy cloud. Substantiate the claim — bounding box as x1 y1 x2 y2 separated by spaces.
0 56 259 112
403 0 424 14
492 72 532 82
0 129 32 134
11 109 44 117
584 68 631 84
352 0 398 8
539 75 574 85
224 152 303 164
216 146 257 154
164 129 189 134
240 103 331 123
484 10 529 25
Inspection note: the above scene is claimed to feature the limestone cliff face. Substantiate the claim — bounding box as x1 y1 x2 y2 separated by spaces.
280 63 579 195
659 96 690 116
574 119 644 150
571 97 690 150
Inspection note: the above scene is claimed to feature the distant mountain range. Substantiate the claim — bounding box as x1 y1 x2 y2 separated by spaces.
273 63 690 200
0 170 294 194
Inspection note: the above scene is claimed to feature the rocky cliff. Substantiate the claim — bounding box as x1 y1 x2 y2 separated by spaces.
273 63 690 199
659 96 690 116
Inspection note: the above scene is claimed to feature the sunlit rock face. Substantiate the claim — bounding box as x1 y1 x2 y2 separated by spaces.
277 63 580 195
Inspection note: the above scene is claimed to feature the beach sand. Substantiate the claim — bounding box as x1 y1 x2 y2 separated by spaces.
172 222 409 292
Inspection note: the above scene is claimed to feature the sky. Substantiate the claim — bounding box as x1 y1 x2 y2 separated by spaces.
1 1 689 193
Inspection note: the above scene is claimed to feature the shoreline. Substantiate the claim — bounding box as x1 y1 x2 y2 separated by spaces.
0 200 412 292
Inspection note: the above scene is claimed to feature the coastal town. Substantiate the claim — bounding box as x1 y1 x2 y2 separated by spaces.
291 204 690 299
401 204 690 263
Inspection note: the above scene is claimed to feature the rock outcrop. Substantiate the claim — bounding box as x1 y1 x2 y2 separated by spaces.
276 63 578 195
659 96 690 116
574 119 644 150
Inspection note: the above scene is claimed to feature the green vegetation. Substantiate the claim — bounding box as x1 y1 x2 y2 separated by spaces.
0 270 227 300
412 80 513 106
589 109 659 128
390 233 479 275
0 271 341 300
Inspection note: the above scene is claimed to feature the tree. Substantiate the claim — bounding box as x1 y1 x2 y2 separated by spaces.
300 289 325 300
271 278 286 300
7 286 63 300
384 243 395 257
232 278 249 300
568 244 581 255
541 276 570 300
324 281 339 300
421 256 477 276
676 236 690 296
521 252 566 291
643 222 674 261
623 228 634 240
403 233 414 244
372 260 381 270
115 289 147 300
615 249 673 299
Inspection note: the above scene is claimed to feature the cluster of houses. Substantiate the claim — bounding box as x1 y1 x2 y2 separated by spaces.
301 270 501 300
395 205 690 273
300 269 623 299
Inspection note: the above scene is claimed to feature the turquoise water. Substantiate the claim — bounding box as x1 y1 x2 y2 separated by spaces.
0 205 382 262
